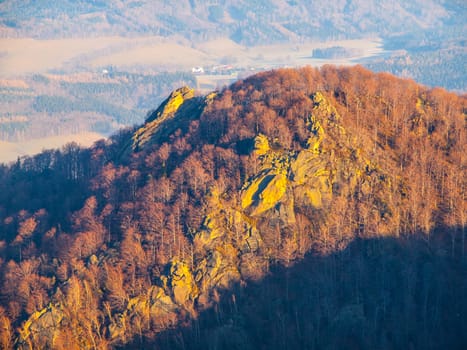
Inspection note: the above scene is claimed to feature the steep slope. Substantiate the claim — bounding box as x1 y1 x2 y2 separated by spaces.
129 86 216 153
0 66 465 349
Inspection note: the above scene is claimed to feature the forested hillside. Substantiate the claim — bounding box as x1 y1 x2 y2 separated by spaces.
0 66 465 349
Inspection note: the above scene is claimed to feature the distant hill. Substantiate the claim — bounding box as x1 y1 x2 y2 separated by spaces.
0 66 465 349
1 0 465 92
1 0 463 45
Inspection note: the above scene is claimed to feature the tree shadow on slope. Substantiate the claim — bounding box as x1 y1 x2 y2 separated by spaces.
122 229 467 350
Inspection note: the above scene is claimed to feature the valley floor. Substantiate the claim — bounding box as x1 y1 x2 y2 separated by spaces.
0 132 104 164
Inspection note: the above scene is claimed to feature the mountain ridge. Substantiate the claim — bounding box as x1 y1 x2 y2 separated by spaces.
0 65 465 349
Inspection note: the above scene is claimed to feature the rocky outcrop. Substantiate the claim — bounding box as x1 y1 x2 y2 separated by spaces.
108 286 179 341
131 86 196 151
164 260 199 307
17 303 64 350
240 92 337 219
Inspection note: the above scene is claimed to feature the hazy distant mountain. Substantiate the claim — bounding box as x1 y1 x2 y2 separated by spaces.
1 0 464 45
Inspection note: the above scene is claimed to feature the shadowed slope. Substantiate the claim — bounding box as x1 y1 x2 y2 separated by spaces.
122 231 467 350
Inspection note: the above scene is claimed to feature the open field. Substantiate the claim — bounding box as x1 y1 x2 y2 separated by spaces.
0 36 385 77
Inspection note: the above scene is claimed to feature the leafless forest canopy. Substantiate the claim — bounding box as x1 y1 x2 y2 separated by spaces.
0 66 465 349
